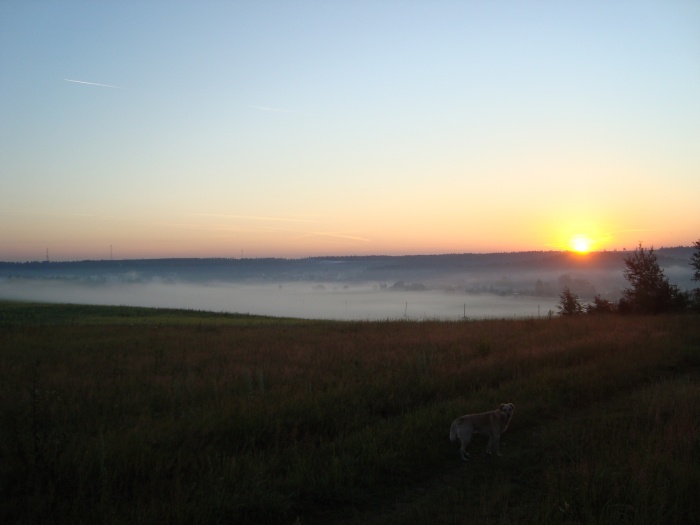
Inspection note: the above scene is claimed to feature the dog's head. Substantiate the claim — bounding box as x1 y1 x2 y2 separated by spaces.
499 403 515 419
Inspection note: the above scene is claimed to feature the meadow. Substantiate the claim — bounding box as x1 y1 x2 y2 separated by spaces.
1 301 699 524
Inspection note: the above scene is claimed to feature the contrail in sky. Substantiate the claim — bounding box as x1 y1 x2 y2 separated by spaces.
64 78 125 89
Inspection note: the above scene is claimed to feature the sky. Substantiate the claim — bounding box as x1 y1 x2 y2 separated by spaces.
1 0 699 261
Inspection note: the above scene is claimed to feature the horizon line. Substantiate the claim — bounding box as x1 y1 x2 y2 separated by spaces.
2 245 695 264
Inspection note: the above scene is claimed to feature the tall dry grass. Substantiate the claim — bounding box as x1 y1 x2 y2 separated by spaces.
0 303 698 524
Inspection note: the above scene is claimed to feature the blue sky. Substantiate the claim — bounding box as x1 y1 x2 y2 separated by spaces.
1 1 699 260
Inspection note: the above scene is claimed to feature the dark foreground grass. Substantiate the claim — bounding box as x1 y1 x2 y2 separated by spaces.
1 302 699 524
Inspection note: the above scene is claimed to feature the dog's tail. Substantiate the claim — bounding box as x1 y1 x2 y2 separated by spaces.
449 419 458 442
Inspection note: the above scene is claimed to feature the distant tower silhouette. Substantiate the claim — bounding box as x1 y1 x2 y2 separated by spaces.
46 249 49 262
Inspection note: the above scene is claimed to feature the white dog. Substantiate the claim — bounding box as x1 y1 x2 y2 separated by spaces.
449 403 515 461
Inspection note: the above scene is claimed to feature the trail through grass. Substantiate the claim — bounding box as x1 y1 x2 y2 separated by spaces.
1 302 698 524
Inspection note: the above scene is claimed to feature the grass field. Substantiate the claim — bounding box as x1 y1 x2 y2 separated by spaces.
1 301 699 524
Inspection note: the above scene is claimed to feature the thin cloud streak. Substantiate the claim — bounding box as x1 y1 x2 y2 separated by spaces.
154 221 252 233
265 225 371 243
303 231 371 243
64 78 125 89
2 210 121 220
191 213 319 224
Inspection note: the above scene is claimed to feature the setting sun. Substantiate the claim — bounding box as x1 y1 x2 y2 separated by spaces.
1 2 698 263
570 235 593 253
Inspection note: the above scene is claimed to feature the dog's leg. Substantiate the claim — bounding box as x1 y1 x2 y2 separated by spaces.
487 432 501 456
459 425 473 461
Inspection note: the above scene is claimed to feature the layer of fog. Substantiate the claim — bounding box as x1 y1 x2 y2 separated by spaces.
2 249 695 320
0 279 559 320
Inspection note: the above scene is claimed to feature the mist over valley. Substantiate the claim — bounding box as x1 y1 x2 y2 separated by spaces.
1 249 695 320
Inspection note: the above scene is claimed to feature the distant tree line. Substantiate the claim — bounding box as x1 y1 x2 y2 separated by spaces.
557 240 700 316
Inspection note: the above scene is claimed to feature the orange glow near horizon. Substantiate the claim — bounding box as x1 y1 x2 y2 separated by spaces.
549 216 615 254
2 206 697 262
570 234 594 254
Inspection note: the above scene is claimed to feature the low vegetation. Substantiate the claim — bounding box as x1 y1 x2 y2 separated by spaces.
1 301 699 524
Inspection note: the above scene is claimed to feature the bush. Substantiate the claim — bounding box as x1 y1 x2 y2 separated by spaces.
586 295 617 315
620 244 687 314
557 287 583 316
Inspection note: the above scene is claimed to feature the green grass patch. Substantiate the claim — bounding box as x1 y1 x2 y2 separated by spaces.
1 302 698 523
0 300 310 326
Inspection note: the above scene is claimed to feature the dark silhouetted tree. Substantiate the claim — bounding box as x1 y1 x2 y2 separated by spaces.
586 294 616 314
691 239 700 283
691 239 700 310
557 287 583 316
619 243 687 314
